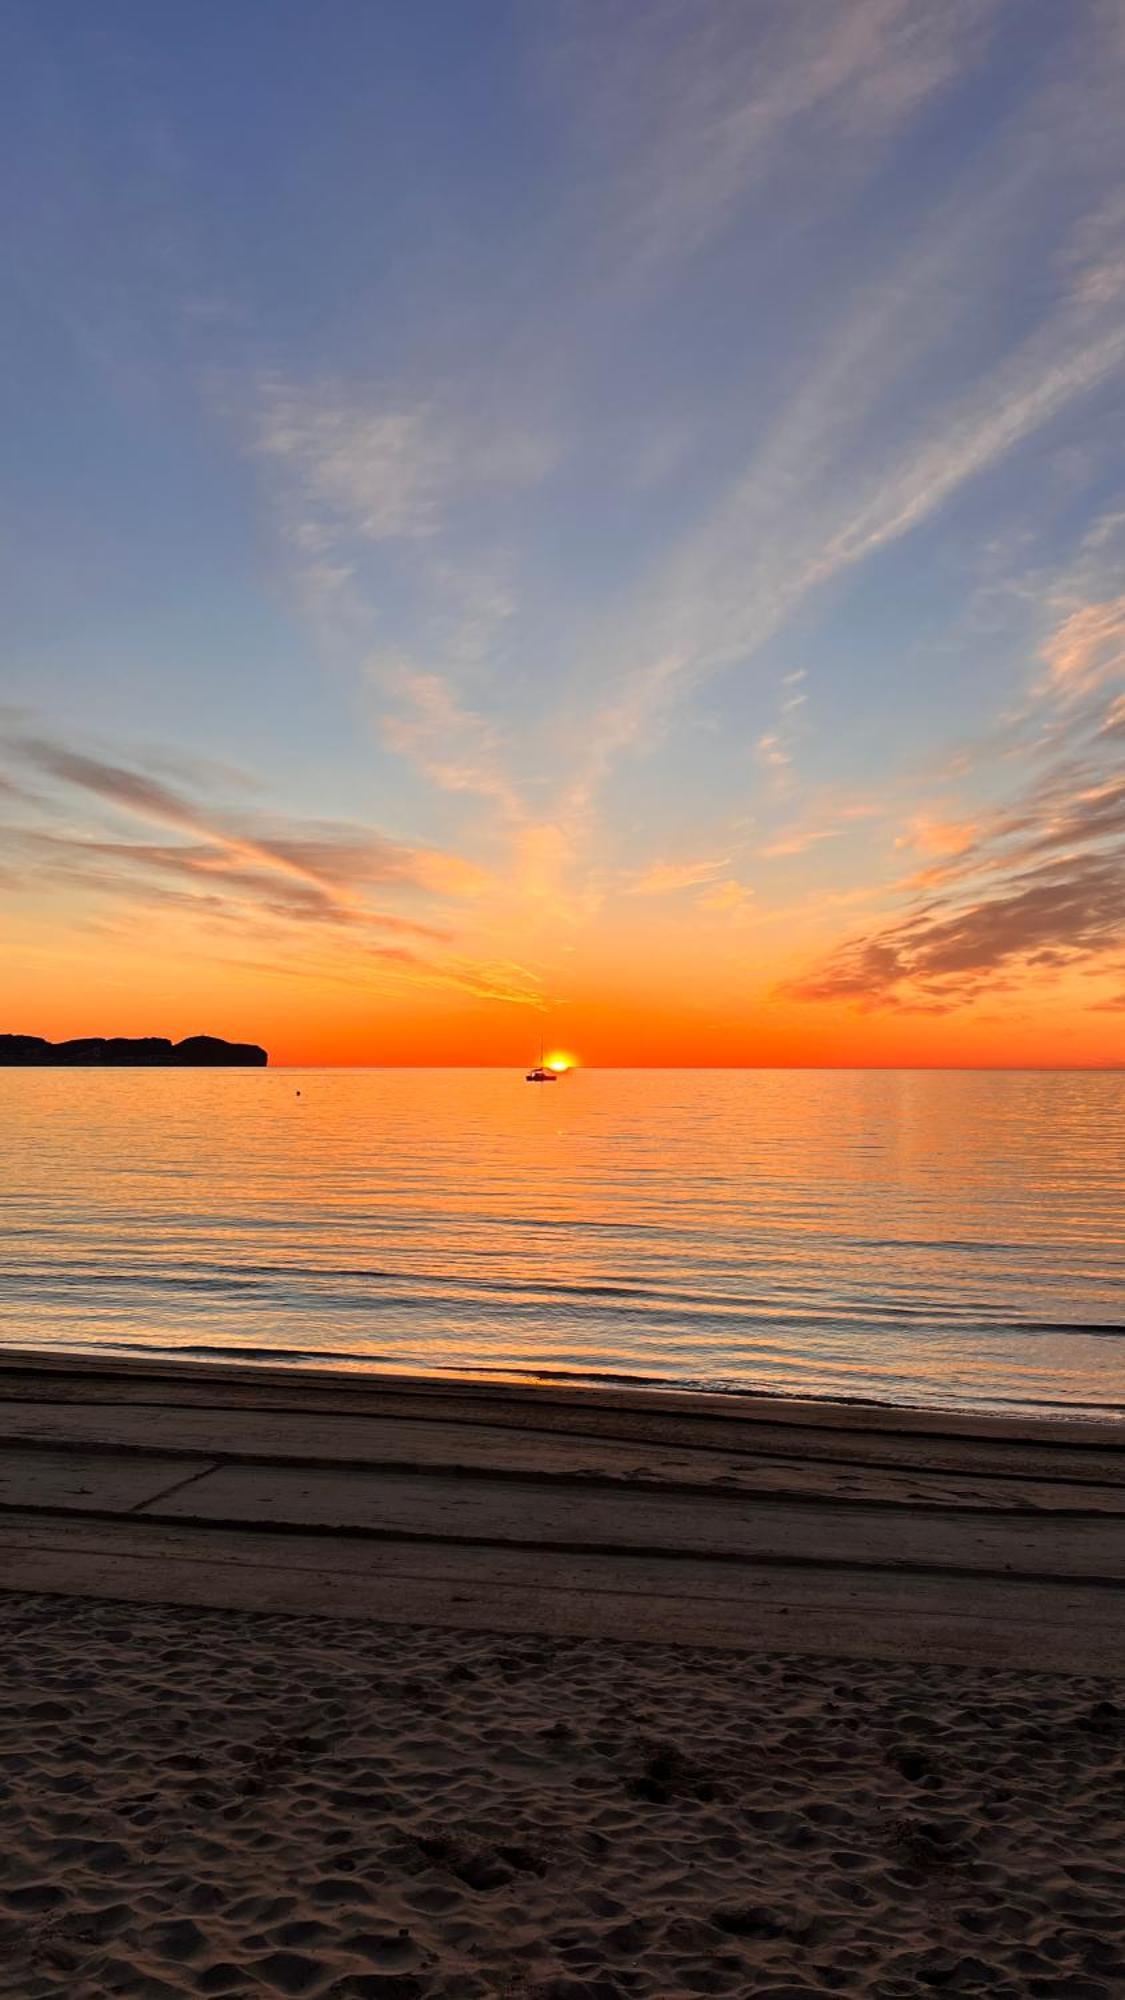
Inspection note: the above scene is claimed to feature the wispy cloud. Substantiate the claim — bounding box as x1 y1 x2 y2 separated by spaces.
565 0 998 275
756 735 790 773
257 379 555 547
12 737 485 908
631 856 730 895
374 665 522 816
894 815 981 859
1042 594 1125 692
698 877 754 918
546 241 1125 832
1099 693 1125 740
818 322 1125 580
0 726 550 1010
759 827 840 860
1061 188 1125 307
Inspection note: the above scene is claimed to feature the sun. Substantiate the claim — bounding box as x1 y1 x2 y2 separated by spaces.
544 1049 578 1072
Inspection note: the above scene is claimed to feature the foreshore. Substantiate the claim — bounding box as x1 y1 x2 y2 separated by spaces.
1 1355 1123 1997
0 1348 1122 1671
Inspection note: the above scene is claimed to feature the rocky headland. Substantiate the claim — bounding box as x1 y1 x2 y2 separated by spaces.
0 1034 268 1067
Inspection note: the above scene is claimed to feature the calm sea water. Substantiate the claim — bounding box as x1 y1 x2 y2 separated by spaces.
0 1068 1122 1419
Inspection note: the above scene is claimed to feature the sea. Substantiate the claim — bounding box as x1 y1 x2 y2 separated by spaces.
1 1067 1122 1420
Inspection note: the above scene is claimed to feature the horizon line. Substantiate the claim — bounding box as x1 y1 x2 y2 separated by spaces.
264 1061 1125 1073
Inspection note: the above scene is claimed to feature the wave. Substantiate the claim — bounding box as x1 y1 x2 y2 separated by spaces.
11 1335 1122 1423
3 1258 1124 1337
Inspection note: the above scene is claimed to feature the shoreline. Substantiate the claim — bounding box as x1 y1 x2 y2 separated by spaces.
0 1347 1122 1673
2 1340 1121 1435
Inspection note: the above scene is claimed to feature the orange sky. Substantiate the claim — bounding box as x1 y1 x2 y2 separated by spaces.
5 898 1123 1067
3 5 1125 1067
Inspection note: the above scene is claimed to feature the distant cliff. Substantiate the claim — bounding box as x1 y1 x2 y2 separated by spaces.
0 1034 268 1068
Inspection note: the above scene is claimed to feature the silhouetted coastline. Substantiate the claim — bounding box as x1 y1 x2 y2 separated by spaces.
0 1034 267 1067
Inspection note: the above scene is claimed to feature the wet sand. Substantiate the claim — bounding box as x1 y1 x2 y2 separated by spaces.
0 1353 1122 1670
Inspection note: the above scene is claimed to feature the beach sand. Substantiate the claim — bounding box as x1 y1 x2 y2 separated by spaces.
1 1357 1123 1995
1 1590 1123 2000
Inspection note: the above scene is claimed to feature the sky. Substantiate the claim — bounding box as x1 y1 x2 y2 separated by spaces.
2 0 1125 1067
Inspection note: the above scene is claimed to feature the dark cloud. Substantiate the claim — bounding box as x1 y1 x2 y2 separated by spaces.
34 834 453 939
18 741 206 833
4 728 484 901
786 745 1125 1017
1 727 541 1013
251 830 438 893
1019 775 1125 857
786 850 1125 1006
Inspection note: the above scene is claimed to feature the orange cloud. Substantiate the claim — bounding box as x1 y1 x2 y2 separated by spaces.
1042 594 1125 691
699 878 753 915
894 814 980 858
632 857 729 894
759 828 839 858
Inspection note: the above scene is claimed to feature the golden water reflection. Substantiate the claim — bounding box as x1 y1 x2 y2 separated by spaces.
1 1067 1122 1416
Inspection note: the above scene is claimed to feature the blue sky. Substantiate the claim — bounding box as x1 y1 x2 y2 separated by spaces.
2 1 1125 1061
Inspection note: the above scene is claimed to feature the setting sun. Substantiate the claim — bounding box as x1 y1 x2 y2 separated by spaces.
544 1051 578 1072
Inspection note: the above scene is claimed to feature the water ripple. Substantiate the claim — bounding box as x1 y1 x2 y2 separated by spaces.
1 1067 1123 1418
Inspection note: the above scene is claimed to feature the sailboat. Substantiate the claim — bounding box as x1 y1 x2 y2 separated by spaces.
526 1040 558 1082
